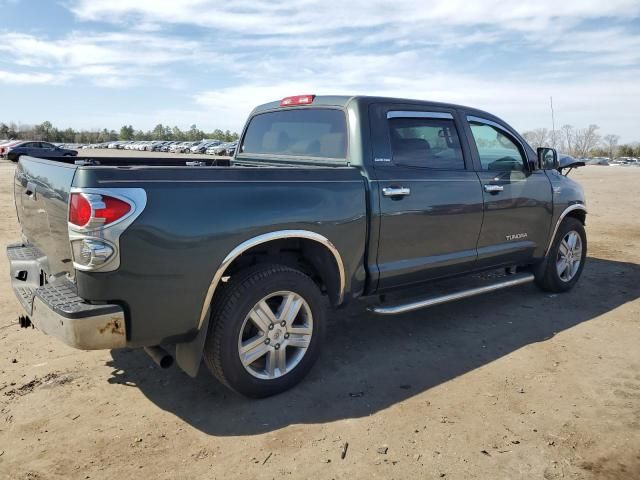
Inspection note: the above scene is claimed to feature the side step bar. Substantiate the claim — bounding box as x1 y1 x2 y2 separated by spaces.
370 273 534 315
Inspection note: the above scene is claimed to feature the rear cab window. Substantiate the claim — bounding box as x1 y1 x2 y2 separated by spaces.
239 108 347 161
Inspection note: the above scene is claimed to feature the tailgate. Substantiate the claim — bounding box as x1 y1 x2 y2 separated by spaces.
14 156 77 278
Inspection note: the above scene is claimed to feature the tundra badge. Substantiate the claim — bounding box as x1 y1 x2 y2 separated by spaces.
506 233 528 241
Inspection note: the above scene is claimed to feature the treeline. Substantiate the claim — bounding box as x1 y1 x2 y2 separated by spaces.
0 121 239 144
522 124 639 158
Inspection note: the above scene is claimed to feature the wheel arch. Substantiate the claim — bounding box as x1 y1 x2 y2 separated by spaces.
544 204 587 257
198 230 346 331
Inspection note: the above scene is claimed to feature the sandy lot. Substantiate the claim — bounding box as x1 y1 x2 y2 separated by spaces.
0 160 639 480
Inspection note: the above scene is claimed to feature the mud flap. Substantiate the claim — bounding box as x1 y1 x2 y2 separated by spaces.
175 306 211 378
532 254 550 285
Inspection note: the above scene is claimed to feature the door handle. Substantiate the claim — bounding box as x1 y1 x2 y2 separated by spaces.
382 187 411 197
483 184 504 193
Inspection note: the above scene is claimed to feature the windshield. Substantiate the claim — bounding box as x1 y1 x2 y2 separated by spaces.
240 108 347 160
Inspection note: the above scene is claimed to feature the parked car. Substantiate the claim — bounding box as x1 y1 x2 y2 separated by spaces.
168 141 185 153
147 141 167 151
0 140 21 157
225 141 238 156
191 140 221 154
210 142 230 156
5 141 77 162
160 141 178 152
6 95 587 398
174 141 197 153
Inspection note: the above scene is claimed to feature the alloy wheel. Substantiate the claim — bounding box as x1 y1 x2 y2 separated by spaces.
556 230 583 282
237 291 313 380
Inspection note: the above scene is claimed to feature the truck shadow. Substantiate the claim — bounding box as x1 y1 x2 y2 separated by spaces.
107 256 639 436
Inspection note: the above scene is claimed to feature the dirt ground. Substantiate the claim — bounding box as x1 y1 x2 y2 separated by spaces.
0 159 639 480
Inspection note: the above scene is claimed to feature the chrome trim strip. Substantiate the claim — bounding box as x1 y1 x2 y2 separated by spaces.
372 179 480 183
197 230 346 329
99 180 362 184
387 111 453 120
370 273 534 315
466 115 511 132
544 204 587 256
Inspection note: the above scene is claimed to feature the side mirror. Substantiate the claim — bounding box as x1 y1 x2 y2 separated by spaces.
537 147 558 170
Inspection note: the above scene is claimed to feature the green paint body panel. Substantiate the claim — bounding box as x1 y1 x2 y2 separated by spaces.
11 96 586 348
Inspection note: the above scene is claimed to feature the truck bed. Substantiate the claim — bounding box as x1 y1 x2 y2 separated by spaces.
13 155 367 346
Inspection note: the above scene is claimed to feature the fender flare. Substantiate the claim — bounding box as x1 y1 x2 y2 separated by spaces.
544 204 587 257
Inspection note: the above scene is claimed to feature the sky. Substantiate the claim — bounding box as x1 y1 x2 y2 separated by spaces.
0 0 639 141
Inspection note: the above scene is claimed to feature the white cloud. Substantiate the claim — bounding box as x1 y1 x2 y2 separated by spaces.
192 64 640 141
0 31 214 87
545 27 640 67
2 0 639 141
69 0 640 36
0 70 68 85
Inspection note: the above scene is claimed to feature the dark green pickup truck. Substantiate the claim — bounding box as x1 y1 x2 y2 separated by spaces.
7 95 587 397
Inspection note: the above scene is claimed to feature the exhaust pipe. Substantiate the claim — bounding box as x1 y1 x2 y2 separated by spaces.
144 346 174 369
18 315 32 328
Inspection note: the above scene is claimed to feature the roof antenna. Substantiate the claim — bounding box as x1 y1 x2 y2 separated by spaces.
550 96 556 149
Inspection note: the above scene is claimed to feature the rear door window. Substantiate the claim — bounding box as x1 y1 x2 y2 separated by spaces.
388 116 465 169
240 108 347 160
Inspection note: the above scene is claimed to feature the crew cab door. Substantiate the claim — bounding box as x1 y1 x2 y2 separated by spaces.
370 104 484 291
463 114 553 267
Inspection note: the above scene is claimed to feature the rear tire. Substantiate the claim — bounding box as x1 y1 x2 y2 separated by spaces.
535 217 587 292
203 264 326 398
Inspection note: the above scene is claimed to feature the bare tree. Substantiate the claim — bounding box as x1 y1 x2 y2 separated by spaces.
602 134 620 160
519 123 629 158
522 128 551 148
560 124 574 155
549 128 562 151
573 124 601 157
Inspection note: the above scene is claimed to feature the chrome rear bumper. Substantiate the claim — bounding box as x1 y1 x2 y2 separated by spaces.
7 242 127 350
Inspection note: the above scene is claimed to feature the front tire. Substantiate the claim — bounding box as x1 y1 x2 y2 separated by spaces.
535 217 587 292
203 264 326 398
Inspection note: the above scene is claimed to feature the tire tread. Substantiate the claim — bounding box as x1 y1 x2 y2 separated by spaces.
535 217 587 292
203 264 321 396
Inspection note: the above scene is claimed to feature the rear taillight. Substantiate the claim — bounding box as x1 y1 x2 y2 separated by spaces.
68 188 146 272
95 196 131 224
69 193 131 228
69 193 92 227
280 94 315 107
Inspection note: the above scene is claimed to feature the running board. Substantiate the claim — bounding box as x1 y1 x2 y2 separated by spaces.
369 273 534 315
